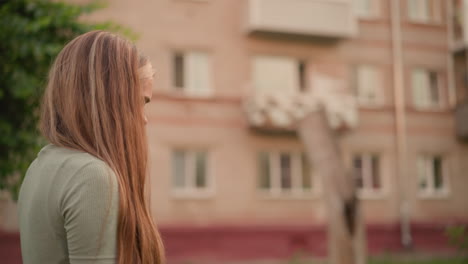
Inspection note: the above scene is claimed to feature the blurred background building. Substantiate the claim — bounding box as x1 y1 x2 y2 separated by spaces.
2 0 468 263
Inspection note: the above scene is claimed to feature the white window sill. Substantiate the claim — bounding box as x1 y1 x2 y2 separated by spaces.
357 15 381 21
171 189 215 199
257 189 319 200
358 102 385 109
357 190 386 200
168 89 215 99
173 0 209 2
407 19 444 26
418 191 450 200
411 105 446 112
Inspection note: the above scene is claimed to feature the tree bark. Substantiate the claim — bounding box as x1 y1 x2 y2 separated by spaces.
297 109 366 264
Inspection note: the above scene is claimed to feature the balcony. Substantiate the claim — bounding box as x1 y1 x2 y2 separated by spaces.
246 0 357 39
452 0 468 51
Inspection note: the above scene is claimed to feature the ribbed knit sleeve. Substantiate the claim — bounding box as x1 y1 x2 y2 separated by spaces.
59 161 119 264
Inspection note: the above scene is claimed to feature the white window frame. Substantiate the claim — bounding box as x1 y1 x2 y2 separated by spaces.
173 0 209 2
354 64 384 107
172 51 213 97
352 153 385 199
171 148 214 199
417 154 450 199
258 151 319 199
407 0 442 24
354 0 381 19
411 68 443 110
252 55 307 94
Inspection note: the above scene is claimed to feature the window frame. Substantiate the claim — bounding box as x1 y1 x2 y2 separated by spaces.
354 0 381 20
417 154 450 199
172 0 210 3
252 55 308 94
353 64 385 107
411 68 444 110
171 50 213 97
407 0 443 25
171 148 214 199
352 152 386 199
257 150 319 199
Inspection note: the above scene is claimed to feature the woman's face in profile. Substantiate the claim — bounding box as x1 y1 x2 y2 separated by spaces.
141 63 154 125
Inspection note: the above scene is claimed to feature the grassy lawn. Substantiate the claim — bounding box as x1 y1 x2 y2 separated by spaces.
369 259 465 264
286 256 467 264
180 255 467 264
369 258 467 264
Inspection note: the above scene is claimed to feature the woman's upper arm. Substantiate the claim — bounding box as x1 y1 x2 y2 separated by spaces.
60 161 119 264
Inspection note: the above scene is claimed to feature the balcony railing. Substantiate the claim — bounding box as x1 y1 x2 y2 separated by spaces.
452 0 468 51
246 0 357 39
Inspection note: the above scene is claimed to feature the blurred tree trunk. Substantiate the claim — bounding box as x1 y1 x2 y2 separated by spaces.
297 110 366 264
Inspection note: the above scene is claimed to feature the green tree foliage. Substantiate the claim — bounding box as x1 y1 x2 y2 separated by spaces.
446 225 468 261
0 0 133 199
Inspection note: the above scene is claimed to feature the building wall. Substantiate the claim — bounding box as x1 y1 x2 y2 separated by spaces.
2 1 468 263
71 0 468 227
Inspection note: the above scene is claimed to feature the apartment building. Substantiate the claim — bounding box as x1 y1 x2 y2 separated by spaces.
14 0 468 261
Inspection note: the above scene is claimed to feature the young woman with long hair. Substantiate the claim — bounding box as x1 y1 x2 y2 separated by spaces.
17 30 165 264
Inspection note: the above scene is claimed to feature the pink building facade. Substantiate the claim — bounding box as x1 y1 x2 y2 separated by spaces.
2 0 468 263
82 0 468 261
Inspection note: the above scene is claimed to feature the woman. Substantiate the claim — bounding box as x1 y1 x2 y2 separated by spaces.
17 31 165 264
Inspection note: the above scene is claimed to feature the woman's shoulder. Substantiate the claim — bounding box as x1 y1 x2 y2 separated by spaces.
20 144 118 224
38 143 109 172
38 145 119 212
32 144 116 191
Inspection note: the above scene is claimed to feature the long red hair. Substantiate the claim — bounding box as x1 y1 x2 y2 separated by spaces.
40 30 165 264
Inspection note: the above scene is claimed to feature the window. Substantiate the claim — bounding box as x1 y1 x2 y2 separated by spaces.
279 153 292 189
353 64 383 106
411 68 442 109
452 0 464 43
418 155 449 197
408 0 442 24
354 0 380 18
298 60 307 92
172 149 211 196
253 56 307 93
352 153 382 196
172 51 212 96
173 0 209 2
258 151 314 196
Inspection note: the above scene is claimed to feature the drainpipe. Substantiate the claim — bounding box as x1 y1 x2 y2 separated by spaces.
447 0 456 107
390 0 412 248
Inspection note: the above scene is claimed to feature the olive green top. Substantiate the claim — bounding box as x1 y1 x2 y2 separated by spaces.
18 144 119 264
